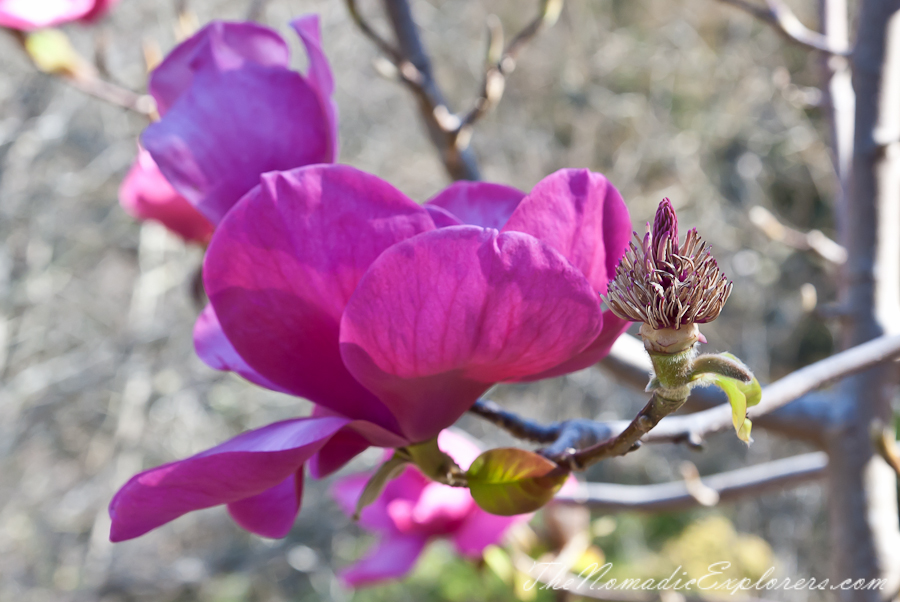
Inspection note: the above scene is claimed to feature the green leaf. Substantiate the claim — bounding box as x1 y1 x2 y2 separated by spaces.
690 352 753 383
466 448 568 516
400 437 462 484
353 453 409 520
25 29 83 75
696 371 762 443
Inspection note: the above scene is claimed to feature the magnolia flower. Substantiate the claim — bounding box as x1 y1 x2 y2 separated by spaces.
119 17 337 240
605 198 731 352
0 0 119 30
119 148 214 244
109 165 631 542
332 430 531 587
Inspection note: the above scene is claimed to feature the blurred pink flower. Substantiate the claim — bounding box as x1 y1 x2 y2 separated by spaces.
109 164 631 542
118 148 213 244
119 16 337 240
332 430 531 587
0 0 119 30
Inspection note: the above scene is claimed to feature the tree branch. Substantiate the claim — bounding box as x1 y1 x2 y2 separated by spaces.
717 0 851 55
470 333 900 465
554 452 828 512
749 205 848 264
347 0 562 180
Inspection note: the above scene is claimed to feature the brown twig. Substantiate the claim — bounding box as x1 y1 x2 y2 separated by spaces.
456 0 563 144
346 0 562 180
470 333 900 468
554 452 827 512
749 205 848 264
717 0 850 55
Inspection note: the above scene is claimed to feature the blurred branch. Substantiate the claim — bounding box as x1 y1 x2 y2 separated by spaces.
456 0 563 144
471 334 900 468
717 0 850 55
749 205 848 264
245 0 269 21
555 452 828 512
601 333 830 441
5 28 156 118
346 0 562 180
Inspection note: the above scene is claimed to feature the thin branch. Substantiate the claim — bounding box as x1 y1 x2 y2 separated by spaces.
717 0 850 55
749 205 848 264
346 0 562 180
602 333 831 441
471 334 900 465
457 0 563 139
554 452 828 512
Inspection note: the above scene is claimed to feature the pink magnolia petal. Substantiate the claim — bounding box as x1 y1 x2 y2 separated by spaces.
143 66 331 225
227 470 303 539
340 534 429 587
437 429 481 471
149 21 290 115
453 508 528 559
193 304 291 394
291 15 338 162
518 310 631 381
307 428 371 479
108 416 349 542
425 204 464 228
119 149 214 244
502 169 631 295
79 0 119 22
427 181 526 230
340 227 602 442
0 0 96 29
408 482 472 530
204 165 433 429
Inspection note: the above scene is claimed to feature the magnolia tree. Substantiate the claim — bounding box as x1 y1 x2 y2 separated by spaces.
3 0 900 600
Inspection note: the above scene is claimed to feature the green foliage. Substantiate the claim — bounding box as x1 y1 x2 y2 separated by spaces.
466 448 569 516
692 353 761 442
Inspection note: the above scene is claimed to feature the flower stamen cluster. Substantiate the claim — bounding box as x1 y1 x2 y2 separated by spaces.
605 198 732 331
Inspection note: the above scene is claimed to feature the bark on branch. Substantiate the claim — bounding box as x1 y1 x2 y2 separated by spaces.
717 0 851 55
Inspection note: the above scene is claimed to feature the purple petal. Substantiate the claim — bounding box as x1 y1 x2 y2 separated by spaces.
119 149 214 244
453 508 527 558
291 15 339 162
143 65 331 225
425 204 464 228
108 416 349 542
0 0 97 30
193 304 292 394
427 181 525 230
204 165 434 430
227 470 303 539
340 227 602 442
149 21 290 115
307 428 371 479
502 169 632 295
517 310 631 381
339 534 428 587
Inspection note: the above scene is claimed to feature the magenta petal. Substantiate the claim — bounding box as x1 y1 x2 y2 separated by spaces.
79 0 119 22
227 470 303 539
427 181 525 230
453 509 526 558
291 15 339 162
340 227 602 442
193 304 291 394
149 21 290 115
502 169 632 295
307 429 371 479
204 165 434 429
340 534 428 587
425 204 464 228
518 310 631 381
0 0 96 30
119 149 214 244
143 66 330 225
108 416 349 541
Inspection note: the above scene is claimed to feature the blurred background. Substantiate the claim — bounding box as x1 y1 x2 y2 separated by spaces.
0 0 841 599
